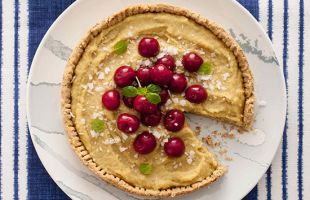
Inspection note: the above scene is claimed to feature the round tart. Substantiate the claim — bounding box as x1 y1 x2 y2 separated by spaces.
61 4 254 197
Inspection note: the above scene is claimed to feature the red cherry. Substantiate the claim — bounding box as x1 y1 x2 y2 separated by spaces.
164 137 185 157
159 89 169 105
169 73 187 93
117 113 140 134
114 66 136 87
156 55 176 71
138 37 160 58
133 131 157 154
133 95 157 114
102 89 120 110
182 52 203 72
150 64 173 87
123 96 135 108
185 85 208 103
136 66 151 86
164 109 185 132
141 110 162 126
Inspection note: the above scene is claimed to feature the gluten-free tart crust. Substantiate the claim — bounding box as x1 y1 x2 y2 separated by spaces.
61 4 254 197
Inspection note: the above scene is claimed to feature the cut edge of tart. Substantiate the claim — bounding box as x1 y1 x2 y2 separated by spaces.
61 4 254 197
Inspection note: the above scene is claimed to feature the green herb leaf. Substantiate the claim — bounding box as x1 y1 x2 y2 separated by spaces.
137 87 148 96
113 39 128 54
139 163 152 175
122 86 137 97
198 62 212 75
146 93 161 104
146 84 161 94
91 119 104 132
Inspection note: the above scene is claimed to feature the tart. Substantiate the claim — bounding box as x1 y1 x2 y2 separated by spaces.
61 4 254 197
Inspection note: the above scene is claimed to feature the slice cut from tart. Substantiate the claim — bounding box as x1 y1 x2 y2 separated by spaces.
61 4 254 197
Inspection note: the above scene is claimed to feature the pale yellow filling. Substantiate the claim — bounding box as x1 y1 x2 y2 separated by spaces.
71 13 244 189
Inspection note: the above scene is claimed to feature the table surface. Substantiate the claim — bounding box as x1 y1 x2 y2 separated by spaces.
0 0 309 199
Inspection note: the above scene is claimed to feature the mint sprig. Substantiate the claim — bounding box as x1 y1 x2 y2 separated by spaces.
121 84 162 104
113 39 128 54
147 84 161 94
91 119 105 132
146 93 161 104
139 163 152 175
198 62 212 75
122 86 137 97
137 87 148 96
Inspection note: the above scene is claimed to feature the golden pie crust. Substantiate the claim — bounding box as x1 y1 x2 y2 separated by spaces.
61 4 254 197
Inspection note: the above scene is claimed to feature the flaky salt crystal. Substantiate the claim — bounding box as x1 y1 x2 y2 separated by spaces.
223 72 230 80
179 100 186 106
104 67 110 74
87 83 94 90
119 147 128 152
90 130 99 138
176 60 182 66
98 72 104 80
80 118 86 124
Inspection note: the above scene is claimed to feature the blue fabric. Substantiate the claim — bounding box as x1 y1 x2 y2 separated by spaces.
1 0 305 199
238 0 260 21
282 1 289 199
27 1 73 199
25 1 261 199
14 0 20 199
297 0 304 199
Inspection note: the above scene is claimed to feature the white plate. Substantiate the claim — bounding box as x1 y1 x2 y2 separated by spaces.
26 0 286 199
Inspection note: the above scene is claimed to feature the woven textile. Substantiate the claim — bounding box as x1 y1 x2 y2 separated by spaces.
0 0 309 199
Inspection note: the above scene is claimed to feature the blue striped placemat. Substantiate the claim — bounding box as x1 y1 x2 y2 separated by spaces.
0 0 308 199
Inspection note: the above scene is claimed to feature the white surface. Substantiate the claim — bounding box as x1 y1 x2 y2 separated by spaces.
26 0 286 199
1 0 15 199
18 0 29 199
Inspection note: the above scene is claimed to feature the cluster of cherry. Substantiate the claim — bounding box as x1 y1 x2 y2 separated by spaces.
101 37 208 157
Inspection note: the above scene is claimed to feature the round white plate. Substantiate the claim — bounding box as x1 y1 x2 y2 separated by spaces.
26 0 286 199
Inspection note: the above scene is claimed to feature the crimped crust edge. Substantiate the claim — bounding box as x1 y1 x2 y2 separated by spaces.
61 4 255 198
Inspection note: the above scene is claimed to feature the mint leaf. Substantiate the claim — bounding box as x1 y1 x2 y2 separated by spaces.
91 119 104 132
198 62 212 75
139 163 152 175
146 93 161 104
137 87 148 96
113 39 128 54
122 86 137 97
146 84 161 94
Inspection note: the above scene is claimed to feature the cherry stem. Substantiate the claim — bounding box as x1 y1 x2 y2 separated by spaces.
135 76 142 88
167 89 174 103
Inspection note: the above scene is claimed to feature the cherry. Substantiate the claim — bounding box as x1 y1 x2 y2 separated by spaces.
164 109 185 132
123 96 135 108
114 66 136 87
136 66 151 86
150 64 173 87
141 110 162 127
159 89 169 105
182 52 203 72
185 85 208 103
164 137 185 157
133 95 157 114
102 89 120 110
156 55 176 71
169 73 187 93
138 37 160 58
117 113 140 134
133 131 157 154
